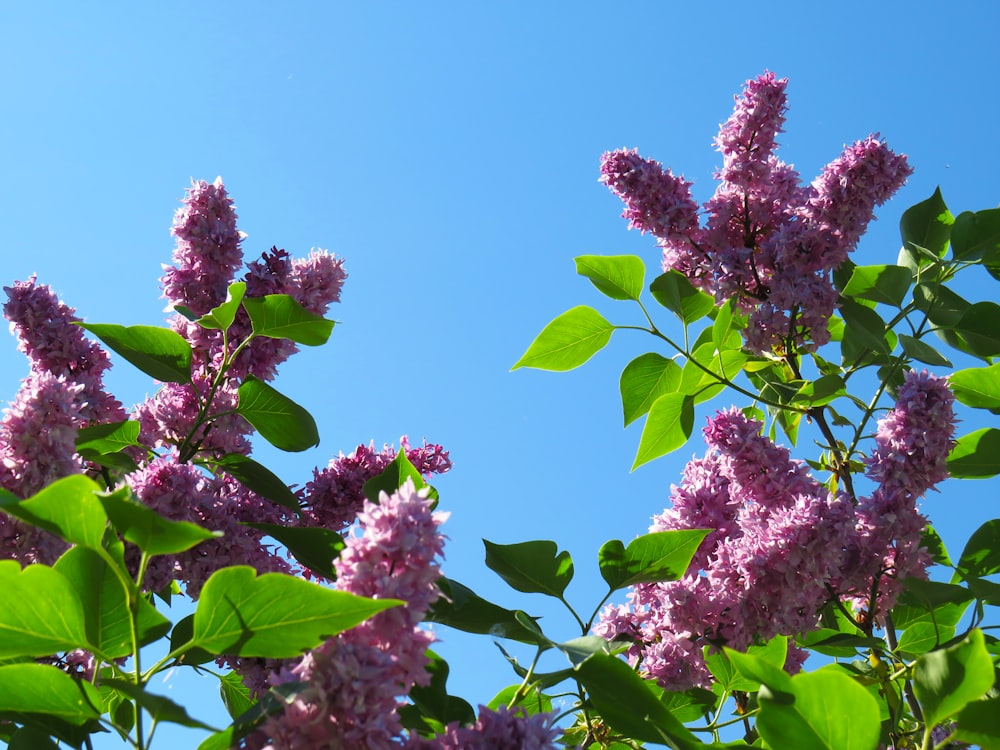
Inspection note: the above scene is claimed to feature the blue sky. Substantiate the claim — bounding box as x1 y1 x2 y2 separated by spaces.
2 2 1000 746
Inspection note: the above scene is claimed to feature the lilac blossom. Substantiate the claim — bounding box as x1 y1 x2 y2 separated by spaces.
601 72 912 354
847 370 956 617
300 438 451 534
405 705 562 749
244 480 447 750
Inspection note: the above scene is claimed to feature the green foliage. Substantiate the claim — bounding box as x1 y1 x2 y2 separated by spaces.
512 305 614 371
243 294 335 346
78 323 193 384
484 539 574 598
575 254 645 301
236 375 320 452
598 530 709 591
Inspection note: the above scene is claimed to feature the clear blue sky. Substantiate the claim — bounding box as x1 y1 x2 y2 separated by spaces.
2 3 999 746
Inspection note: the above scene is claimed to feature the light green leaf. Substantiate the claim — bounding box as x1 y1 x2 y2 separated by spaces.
0 561 89 658
77 323 192 383
197 282 247 331
599 530 709 590
619 353 682 427
0 475 106 550
243 294 334 346
949 428 1000 478
632 393 694 470
75 420 143 454
949 364 1000 409
237 375 320 452
100 486 220 556
575 254 645 301
649 270 715 324
191 567 401 657
0 664 102 724
512 306 614 371
914 630 994 728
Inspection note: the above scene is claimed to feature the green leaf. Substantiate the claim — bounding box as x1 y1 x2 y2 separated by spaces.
649 270 715 324
913 282 971 328
53 547 170 658
190 567 401 657
484 539 573 598
632 393 694 470
100 487 220 556
7 726 60 749
0 475 106 550
77 323 192 383
211 454 301 513
237 375 320 452
573 653 701 747
898 334 952 367
102 679 217 731
75 420 143 454
219 671 255 720
0 561 89 657
599 530 710 590
0 664 102 724
511 306 614 371
487 684 553 715
841 264 912 307
913 630 994 728
895 579 974 628
724 648 793 695
950 364 1000 409
896 622 953 656
197 282 247 331
954 520 1000 581
424 578 547 645
620 353 682 427
923 525 953 567
755 669 881 750
790 374 846 407
169 614 215 666
575 254 645 301
954 696 1000 748
900 187 953 261
403 650 476 733
707 638 789 693
839 297 889 361
362 450 437 504
949 428 1000 478
242 522 344 580
955 301 1000 357
952 208 1000 262
243 294 335 346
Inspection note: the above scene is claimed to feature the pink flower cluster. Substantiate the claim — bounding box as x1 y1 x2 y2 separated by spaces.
601 71 913 354
404 705 561 750
596 371 955 690
245 480 448 750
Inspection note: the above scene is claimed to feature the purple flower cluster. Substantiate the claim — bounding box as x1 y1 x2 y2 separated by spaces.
244 480 448 750
597 373 955 690
405 706 562 750
601 71 913 354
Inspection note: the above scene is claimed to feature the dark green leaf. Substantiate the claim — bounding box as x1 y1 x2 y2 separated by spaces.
954 696 1000 749
511 306 614 371
953 520 1000 581
898 334 952 367
0 664 102 724
839 298 889 361
632 393 695 469
243 522 344 580
949 428 1000 478
900 187 953 261
53 547 170 658
191 567 400 657
649 271 715 324
599 530 709 590
7 726 60 749
243 294 334 346
913 283 971 328
0 475 106 550
923 525 952 567
75 420 143 454
951 208 1000 262
955 301 1000 357
77 323 192 383
0 561 89 657
913 630 994 728
657 686 718 724
424 578 547 645
575 254 645 301
100 487 220 556
841 264 912 307
237 375 320 452
169 614 215 666
198 282 247 331
574 653 701 747
620 353 682 427
102 679 217 731
211 454 301 512
484 539 573 598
